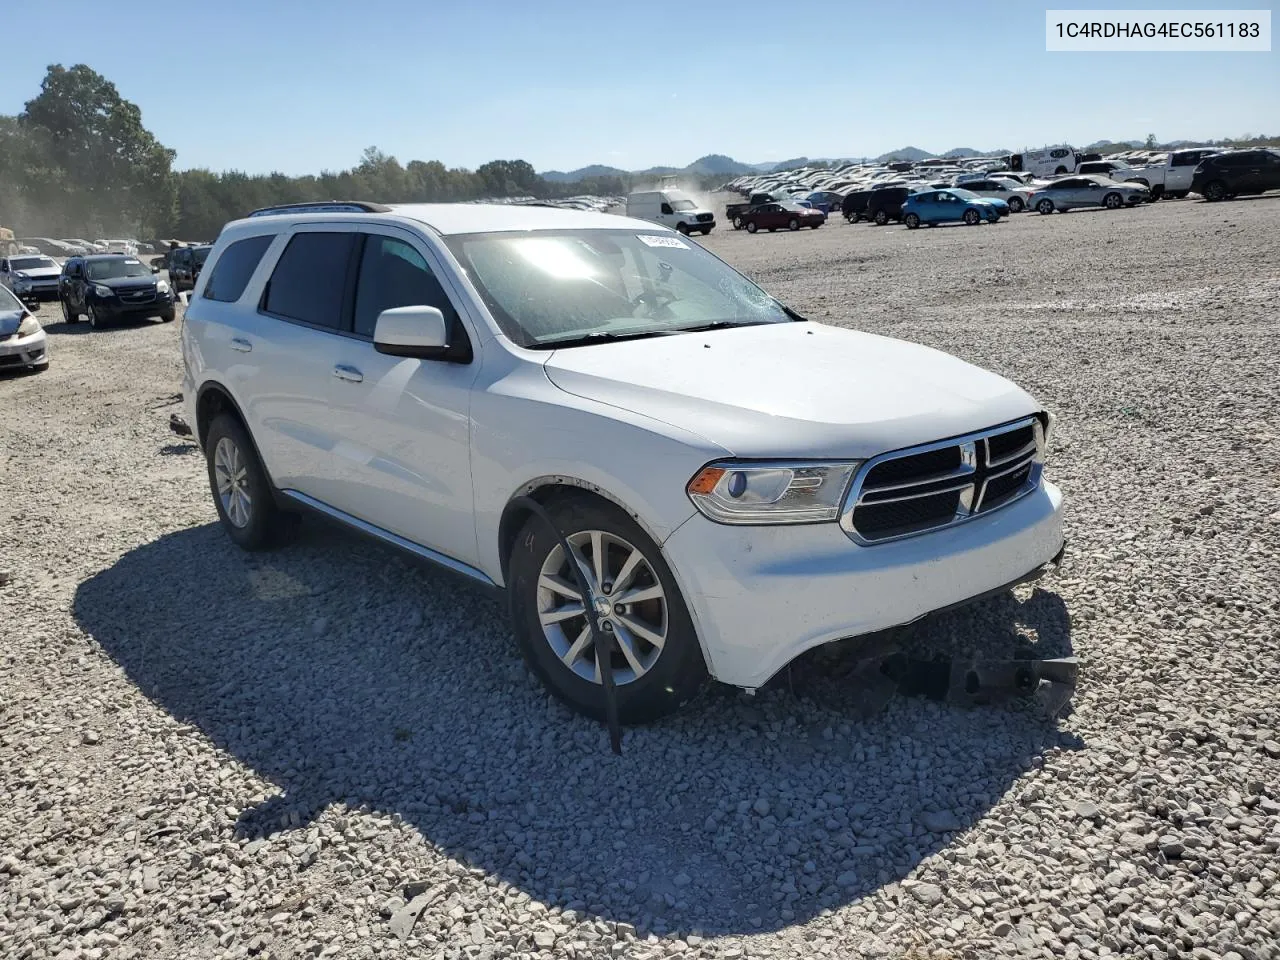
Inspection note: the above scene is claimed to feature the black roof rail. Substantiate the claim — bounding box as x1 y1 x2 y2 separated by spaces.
246 200 392 218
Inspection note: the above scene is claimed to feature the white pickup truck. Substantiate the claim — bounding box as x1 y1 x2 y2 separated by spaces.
1078 150 1222 200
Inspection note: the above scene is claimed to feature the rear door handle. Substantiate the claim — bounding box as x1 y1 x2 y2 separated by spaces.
230 337 252 353
332 364 363 383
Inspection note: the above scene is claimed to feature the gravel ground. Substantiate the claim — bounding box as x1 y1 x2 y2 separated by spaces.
2 196 1279 960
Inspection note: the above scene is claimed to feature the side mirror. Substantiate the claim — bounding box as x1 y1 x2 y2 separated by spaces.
373 305 449 359
178 291 191 307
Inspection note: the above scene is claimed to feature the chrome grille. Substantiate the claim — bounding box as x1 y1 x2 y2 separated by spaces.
840 417 1045 545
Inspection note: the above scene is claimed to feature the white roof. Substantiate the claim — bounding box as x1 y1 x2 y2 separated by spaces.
221 202 665 242
388 203 655 235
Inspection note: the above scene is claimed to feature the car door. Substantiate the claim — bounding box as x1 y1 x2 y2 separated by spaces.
1259 151 1280 191
0 259 10 291
933 191 960 222
322 227 482 566
242 224 361 505
60 259 83 309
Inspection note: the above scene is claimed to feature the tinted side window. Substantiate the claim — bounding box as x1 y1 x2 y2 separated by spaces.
352 235 457 338
263 232 354 329
204 235 274 303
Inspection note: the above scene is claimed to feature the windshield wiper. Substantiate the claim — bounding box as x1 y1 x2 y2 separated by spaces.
533 330 677 350
672 315 806 333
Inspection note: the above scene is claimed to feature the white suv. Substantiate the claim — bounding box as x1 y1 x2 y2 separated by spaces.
179 201 1065 722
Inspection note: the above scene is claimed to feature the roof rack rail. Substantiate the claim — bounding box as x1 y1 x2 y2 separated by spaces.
246 200 392 218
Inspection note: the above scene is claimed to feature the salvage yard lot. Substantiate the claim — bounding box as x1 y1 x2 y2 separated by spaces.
2 197 1279 960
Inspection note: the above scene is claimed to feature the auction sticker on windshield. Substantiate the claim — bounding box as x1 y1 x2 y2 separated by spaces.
637 235 689 249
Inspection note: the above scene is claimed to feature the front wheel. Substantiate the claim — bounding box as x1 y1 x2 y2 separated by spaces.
873 210 888 226
788 218 799 231
904 213 920 229
204 414 292 551
507 498 707 724
1037 199 1055 215
963 209 980 225
746 221 758 233
1103 192 1123 209
1008 197 1024 213
158 307 176 322
87 304 104 329
675 223 689 235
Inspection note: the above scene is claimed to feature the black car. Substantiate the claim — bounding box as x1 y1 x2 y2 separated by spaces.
169 244 213 293
841 189 873 222
59 254 176 329
865 186 913 226
1191 149 1280 201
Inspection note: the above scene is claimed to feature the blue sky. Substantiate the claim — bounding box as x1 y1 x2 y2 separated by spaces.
4 0 1276 174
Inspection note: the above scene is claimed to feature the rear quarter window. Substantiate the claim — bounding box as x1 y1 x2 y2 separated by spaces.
203 235 274 303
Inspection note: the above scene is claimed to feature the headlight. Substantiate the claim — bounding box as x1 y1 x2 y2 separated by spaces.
12 272 29 281
687 461 860 524
92 284 112 297
17 314 42 337
156 279 170 293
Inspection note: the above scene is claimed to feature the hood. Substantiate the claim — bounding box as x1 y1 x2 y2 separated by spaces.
542 322 1041 459
0 308 26 337
14 266 61 280
98 275 157 290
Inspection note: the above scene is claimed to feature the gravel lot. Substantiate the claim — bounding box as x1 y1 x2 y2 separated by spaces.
2 196 1279 960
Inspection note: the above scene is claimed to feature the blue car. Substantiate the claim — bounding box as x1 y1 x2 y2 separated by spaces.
901 188 1006 228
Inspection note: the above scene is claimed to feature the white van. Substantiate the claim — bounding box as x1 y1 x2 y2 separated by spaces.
1010 146 1080 178
625 190 716 235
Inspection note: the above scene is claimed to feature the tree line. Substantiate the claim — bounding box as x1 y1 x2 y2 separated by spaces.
1 64 630 242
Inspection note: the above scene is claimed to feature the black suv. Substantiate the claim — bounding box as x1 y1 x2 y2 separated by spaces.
1191 150 1280 201
865 186 913 226
169 244 212 294
841 189 873 222
59 254 176 329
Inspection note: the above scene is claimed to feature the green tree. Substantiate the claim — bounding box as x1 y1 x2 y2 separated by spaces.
20 64 175 235
1144 133 1157 149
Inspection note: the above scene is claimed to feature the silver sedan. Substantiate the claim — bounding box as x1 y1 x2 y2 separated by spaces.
1028 176 1149 214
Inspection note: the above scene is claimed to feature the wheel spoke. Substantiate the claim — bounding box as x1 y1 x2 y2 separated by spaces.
611 623 645 675
616 583 663 605
590 530 605 591
562 624 593 668
611 548 644 595
538 573 581 601
539 603 585 626
616 613 664 650
566 540 597 594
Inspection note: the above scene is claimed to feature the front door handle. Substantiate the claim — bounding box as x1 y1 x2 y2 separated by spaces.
332 364 363 383
230 337 252 353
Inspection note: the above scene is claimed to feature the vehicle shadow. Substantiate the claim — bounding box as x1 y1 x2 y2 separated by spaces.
1194 193 1280 206
74 522 1080 938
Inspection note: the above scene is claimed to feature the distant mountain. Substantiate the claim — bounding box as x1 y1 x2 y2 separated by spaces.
539 164 629 183
875 146 935 162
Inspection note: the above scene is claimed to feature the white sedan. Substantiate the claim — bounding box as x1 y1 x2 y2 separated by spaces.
956 177 1033 212
0 284 48 373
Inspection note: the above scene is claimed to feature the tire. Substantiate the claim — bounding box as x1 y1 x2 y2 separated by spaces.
1103 192 1123 210
787 218 800 231
676 223 689 235
1149 186 1164 202
1008 197 1024 213
732 216 743 230
1037 199 1055 215
1203 181 1227 201
904 213 920 229
1054 166 1067 175
746 221 758 233
86 304 104 329
845 214 855 223
810 223 820 229
963 209 980 225
873 209 888 225
507 497 707 724
701 228 712 236
158 307 176 322
61 299 80 324
204 413 292 551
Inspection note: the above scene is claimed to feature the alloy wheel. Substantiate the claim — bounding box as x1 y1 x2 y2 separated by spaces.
536 529 668 685
213 437 253 528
